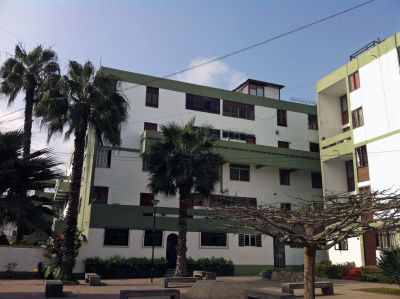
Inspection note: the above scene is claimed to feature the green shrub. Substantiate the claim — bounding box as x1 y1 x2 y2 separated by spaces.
378 247 400 285
85 255 234 278
316 261 354 279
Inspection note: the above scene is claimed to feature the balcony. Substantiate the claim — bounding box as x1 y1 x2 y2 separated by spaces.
141 130 320 171
320 130 353 162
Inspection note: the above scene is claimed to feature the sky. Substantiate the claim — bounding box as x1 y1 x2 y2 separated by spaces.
0 0 399 169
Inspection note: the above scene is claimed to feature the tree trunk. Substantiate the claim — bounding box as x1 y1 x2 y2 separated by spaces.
304 246 316 299
60 123 87 279
15 86 35 242
22 87 35 157
175 188 189 276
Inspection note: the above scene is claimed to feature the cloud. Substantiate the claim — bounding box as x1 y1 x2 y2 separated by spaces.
176 57 247 90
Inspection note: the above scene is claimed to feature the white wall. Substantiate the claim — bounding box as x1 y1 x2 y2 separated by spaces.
322 160 349 193
328 237 363 267
352 48 400 144
0 247 48 272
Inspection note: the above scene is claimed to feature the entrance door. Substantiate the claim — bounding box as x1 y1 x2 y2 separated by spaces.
166 234 178 268
273 237 286 268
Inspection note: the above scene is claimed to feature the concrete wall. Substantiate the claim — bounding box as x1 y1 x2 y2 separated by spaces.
328 237 363 267
0 247 47 272
75 228 327 273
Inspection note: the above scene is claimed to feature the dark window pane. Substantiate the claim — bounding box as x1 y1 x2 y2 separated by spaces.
308 115 318 130
278 141 289 148
356 146 368 167
230 164 250 181
104 229 129 246
143 230 163 247
201 232 227 247
145 87 159 108
91 186 108 204
279 169 290 185
144 122 157 131
309 142 320 153
223 101 254 120
311 172 322 189
186 94 220 114
230 167 240 181
277 109 287 127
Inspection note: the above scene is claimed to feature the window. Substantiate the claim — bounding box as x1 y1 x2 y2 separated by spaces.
186 94 220 114
144 122 157 131
279 169 290 185
223 101 255 120
308 115 318 130
355 146 368 167
230 164 250 182
280 203 291 211
145 86 159 108
346 160 355 192
209 129 220 140
376 230 399 250
200 232 227 247
278 141 289 148
95 149 111 168
277 109 287 127
238 234 262 247
309 142 319 153
352 107 364 128
334 239 348 250
140 193 154 206
143 230 163 247
104 229 129 246
311 172 322 189
340 95 349 125
142 155 150 171
349 71 360 92
249 84 264 97
91 186 108 204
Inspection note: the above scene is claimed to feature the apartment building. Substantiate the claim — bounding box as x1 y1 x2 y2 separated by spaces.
52 67 328 274
317 32 400 266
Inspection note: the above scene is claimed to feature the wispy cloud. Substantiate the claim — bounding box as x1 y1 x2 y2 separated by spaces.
176 57 247 90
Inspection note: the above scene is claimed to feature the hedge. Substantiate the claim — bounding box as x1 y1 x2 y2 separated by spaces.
85 255 234 278
315 260 354 279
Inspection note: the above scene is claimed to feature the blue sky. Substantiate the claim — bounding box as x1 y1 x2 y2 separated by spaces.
0 0 399 166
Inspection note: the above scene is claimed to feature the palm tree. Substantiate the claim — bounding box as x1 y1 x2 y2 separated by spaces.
147 118 224 275
0 44 59 157
36 60 129 278
0 130 61 241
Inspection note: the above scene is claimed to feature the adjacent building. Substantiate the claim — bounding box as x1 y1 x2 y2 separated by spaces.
317 32 400 266
55 68 326 274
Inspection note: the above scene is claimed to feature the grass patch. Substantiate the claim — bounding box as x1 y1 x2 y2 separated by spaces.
355 288 400 296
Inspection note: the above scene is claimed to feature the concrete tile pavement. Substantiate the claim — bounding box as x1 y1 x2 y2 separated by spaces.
0 277 400 299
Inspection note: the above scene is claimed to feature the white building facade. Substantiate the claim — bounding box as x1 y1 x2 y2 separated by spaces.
317 32 400 267
58 68 327 274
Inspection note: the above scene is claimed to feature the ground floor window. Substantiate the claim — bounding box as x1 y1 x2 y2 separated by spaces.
200 232 227 248
143 230 163 247
376 230 399 250
238 234 262 247
334 239 348 250
103 228 129 246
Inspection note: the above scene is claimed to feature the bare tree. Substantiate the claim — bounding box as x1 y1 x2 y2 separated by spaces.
213 190 400 299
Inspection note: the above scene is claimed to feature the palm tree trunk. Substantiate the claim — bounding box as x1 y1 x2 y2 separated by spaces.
304 246 316 299
15 87 35 242
60 123 87 278
22 87 34 157
176 187 189 276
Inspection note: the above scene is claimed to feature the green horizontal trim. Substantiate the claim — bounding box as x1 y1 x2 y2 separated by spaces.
354 129 400 148
317 32 399 92
99 145 140 153
89 204 255 233
101 66 317 115
141 130 321 171
320 130 352 148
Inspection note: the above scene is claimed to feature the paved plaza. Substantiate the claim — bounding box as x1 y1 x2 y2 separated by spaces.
1 276 400 299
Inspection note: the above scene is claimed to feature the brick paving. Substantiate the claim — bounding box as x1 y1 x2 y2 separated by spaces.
0 276 400 298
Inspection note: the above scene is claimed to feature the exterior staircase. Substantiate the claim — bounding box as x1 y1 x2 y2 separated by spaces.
342 267 361 280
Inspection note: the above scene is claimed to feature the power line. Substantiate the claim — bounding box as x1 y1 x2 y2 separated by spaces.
120 0 375 93
0 108 24 118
